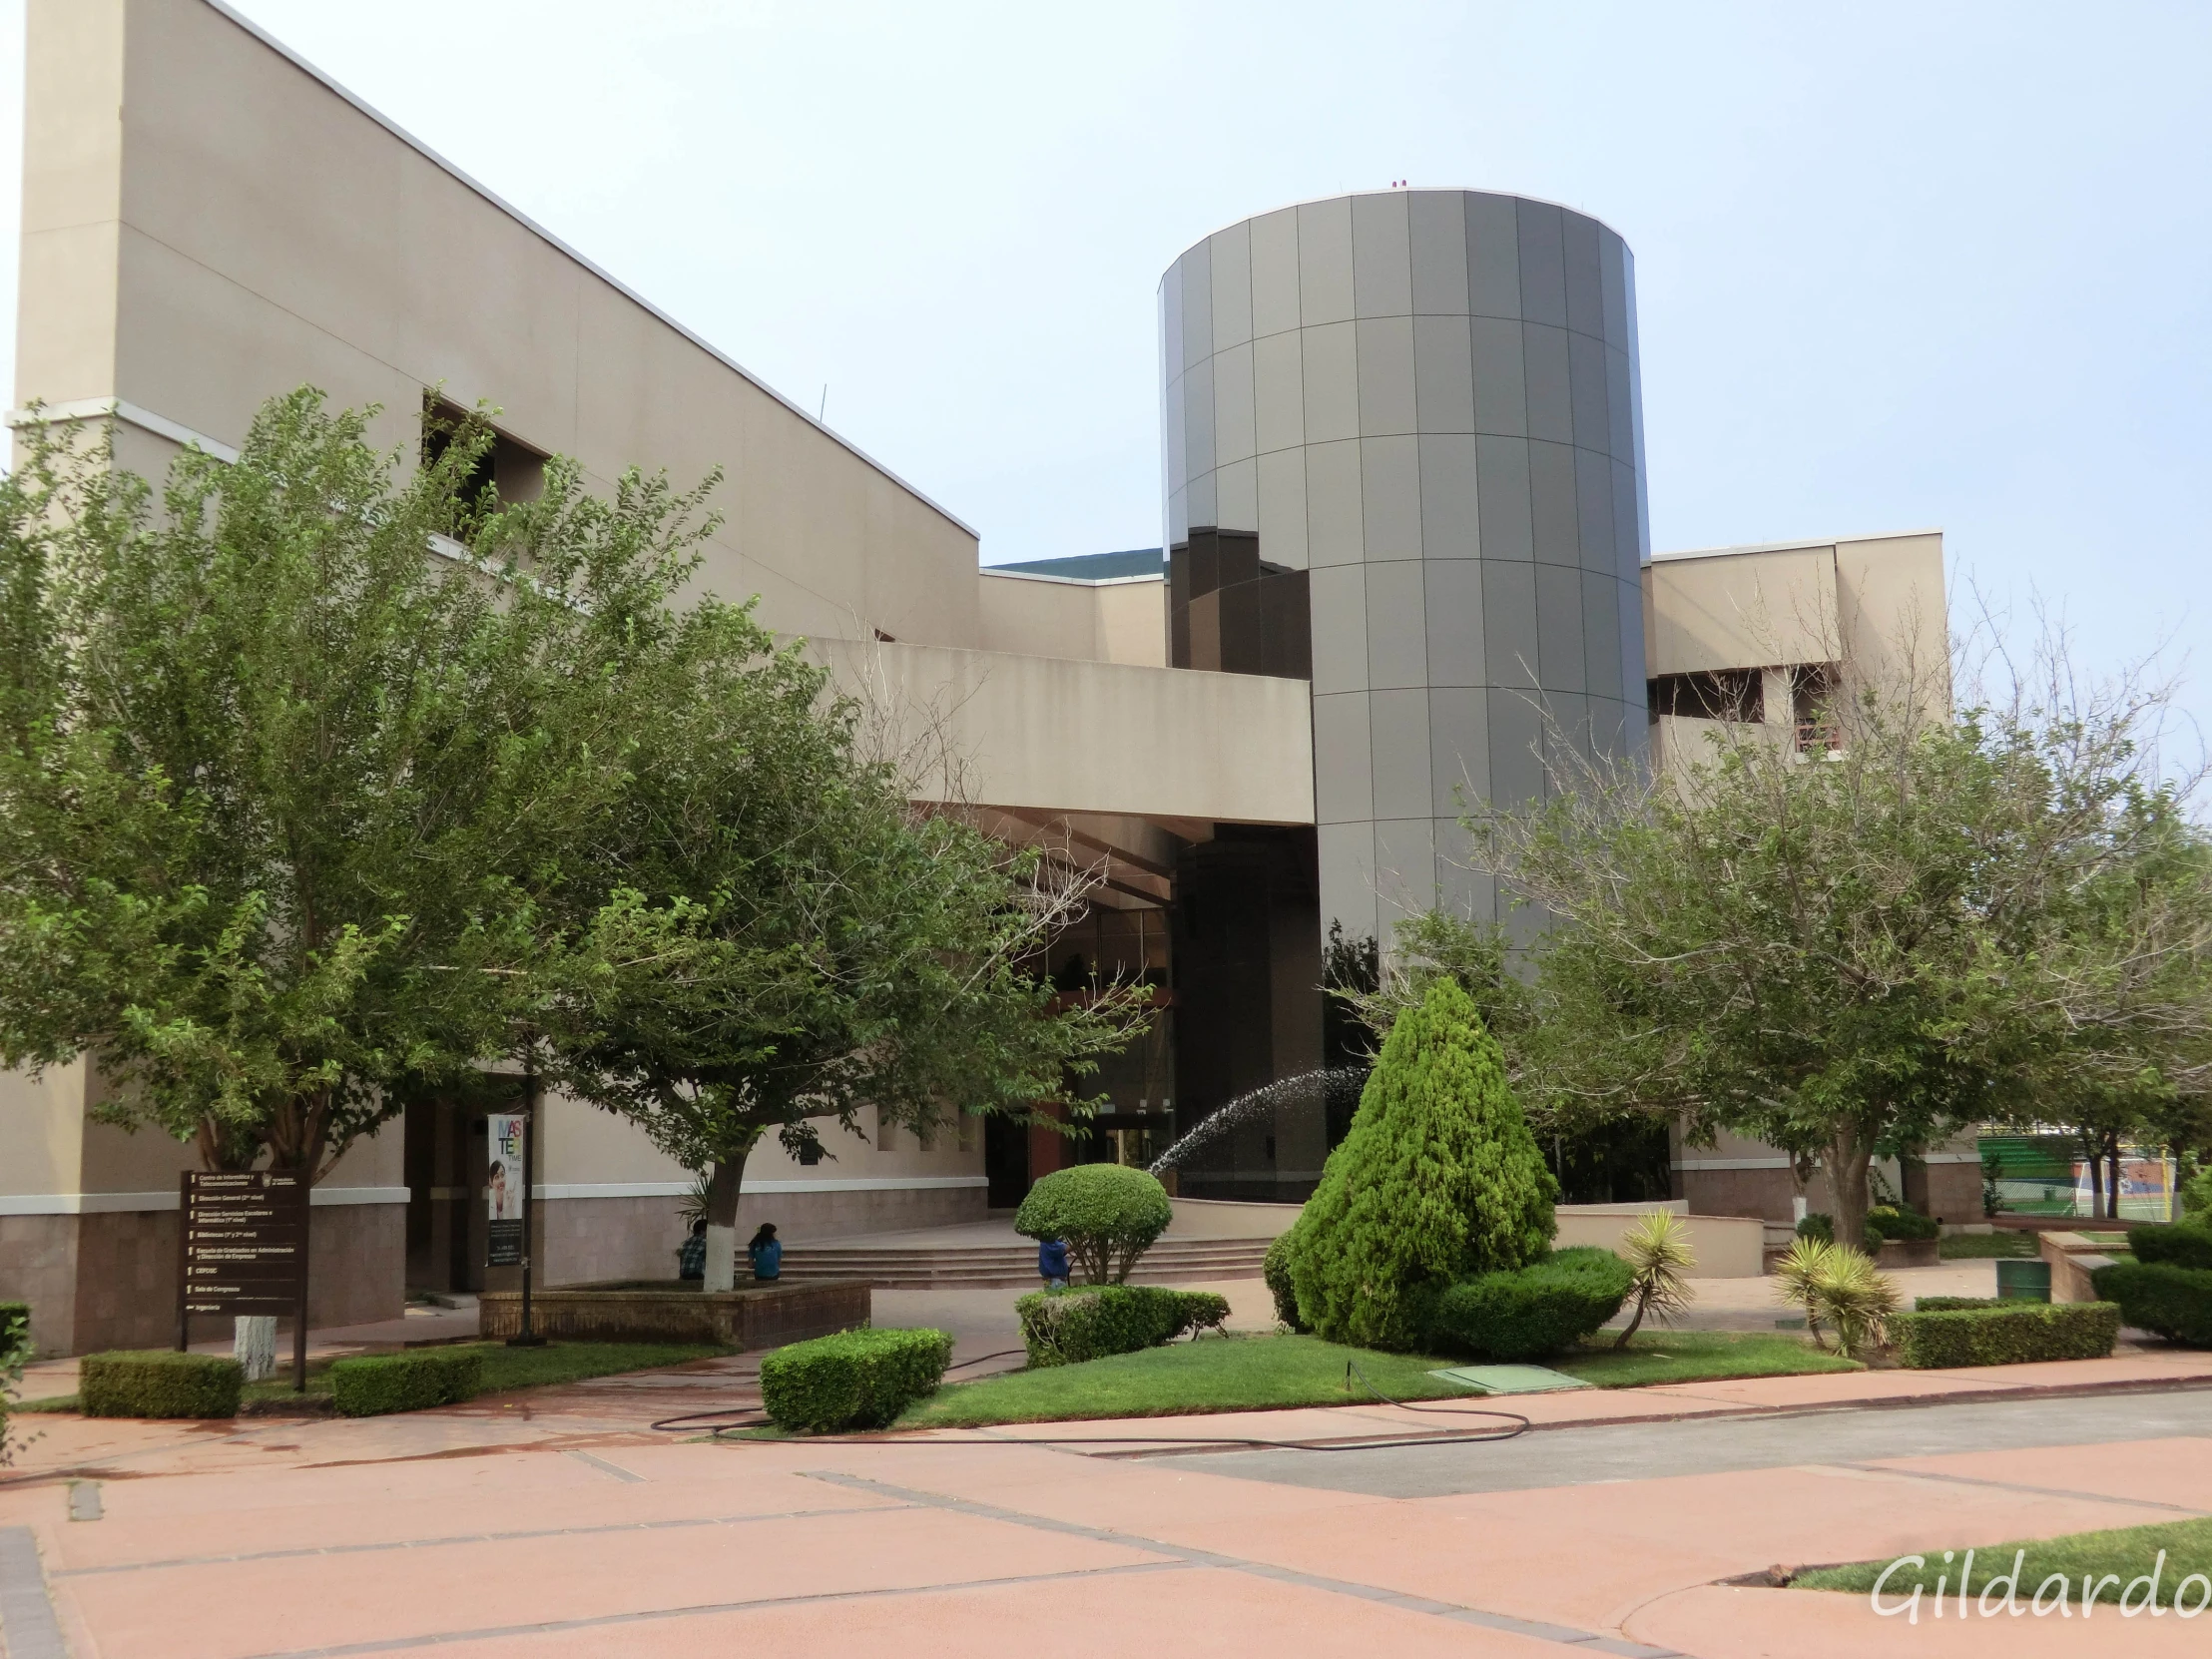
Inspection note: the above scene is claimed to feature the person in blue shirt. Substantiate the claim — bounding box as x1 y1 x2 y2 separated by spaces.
748 1222 782 1282
1037 1237 1070 1289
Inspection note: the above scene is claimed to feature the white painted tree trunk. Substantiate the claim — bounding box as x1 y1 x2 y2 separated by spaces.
701 1154 747 1293
701 1225 737 1293
1792 1194 1808 1226
234 1315 276 1382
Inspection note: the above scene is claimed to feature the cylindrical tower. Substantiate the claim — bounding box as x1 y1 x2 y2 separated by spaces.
1160 190 1650 949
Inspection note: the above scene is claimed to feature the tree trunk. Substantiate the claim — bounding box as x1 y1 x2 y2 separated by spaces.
2104 1133 2123 1221
2084 1138 2104 1221
1611 1291 1650 1351
1828 1131 1874 1252
702 1149 748 1294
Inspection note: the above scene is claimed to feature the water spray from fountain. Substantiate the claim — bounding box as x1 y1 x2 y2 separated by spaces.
1147 1066 1371 1176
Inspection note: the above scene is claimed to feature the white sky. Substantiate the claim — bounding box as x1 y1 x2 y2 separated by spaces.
1 3 2207 739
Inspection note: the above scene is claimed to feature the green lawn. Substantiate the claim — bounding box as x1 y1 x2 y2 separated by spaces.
18 1340 729 1413
895 1334 1468 1427
1551 1331 1862 1387
1939 1232 2040 1260
1793 1515 2212 1610
892 1329 1856 1429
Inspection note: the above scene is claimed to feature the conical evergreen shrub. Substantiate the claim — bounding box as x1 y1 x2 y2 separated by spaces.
1283 976 1555 1350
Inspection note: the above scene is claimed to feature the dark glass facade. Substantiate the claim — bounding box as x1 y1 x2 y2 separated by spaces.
1160 190 1652 948
1154 190 1654 1198
1167 528 1312 679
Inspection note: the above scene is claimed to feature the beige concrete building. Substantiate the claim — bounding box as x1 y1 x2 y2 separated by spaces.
1 0 1957 1354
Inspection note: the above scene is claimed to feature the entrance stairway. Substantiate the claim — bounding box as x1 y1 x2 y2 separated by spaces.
777 1235 1272 1290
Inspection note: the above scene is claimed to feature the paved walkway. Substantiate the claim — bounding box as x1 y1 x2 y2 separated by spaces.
5 1344 2211 1656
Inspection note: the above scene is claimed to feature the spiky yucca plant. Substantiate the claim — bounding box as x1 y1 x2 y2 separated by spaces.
1776 1237 1897 1359
1611 1211 1697 1349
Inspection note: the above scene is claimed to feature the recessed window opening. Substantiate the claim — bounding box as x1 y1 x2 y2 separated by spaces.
422 397 547 508
1792 663 1842 752
1647 669 1763 723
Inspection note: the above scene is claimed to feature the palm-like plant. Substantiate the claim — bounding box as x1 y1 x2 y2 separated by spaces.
1611 1211 1698 1349
1776 1237 1898 1359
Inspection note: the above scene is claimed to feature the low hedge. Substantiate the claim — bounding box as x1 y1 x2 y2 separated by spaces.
2092 1260 2212 1346
1867 1205 1940 1243
1890 1302 2120 1369
760 1327 953 1432
1428 1246 1634 1363
329 1348 484 1416
2127 1223 2212 1273
1263 1235 1306 1332
1914 1296 2002 1312
80 1351 243 1418
1015 1285 1231 1368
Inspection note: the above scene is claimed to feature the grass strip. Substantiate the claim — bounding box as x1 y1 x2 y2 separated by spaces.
895 1334 1467 1427
1793 1515 2212 1611
893 1329 1858 1429
1553 1331 1862 1387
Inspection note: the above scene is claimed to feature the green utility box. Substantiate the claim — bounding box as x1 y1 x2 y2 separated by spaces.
1995 1260 2052 1302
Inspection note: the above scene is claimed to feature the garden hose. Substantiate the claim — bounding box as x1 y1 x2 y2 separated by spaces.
648 1353 1531 1451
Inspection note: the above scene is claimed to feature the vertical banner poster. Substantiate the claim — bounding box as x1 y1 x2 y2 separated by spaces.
487 1111 526 1267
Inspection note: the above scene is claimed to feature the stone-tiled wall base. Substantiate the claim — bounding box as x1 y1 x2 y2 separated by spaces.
1679 1168 1840 1225
735 1183 986 1243
543 1196 691 1288
70 1209 183 1356
1905 1161 1984 1226
0 1214 81 1357
480 1280 870 1350
3 1203 405 1357
1686 1161 1983 1228
528 1185 987 1294
304 1202 406 1332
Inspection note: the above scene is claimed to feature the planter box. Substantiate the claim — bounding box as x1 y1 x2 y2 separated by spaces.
478 1280 869 1351
2038 1232 2125 1305
1876 1238 1941 1269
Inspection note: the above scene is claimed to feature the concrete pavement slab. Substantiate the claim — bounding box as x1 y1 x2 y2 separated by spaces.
1630 1581 2210 1657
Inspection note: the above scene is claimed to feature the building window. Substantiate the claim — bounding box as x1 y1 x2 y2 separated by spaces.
1791 663 1842 753
422 397 547 507
1647 669 1763 723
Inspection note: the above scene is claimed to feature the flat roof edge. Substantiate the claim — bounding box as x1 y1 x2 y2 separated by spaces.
1650 529 1944 564
197 0 979 543
979 567 1163 588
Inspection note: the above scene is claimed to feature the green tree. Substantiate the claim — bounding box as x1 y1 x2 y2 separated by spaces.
1283 977 1555 1351
1482 666 2212 1251
511 534 1147 1290
0 390 620 1177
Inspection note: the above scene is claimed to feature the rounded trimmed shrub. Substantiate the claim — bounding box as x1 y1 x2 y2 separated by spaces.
2129 1223 2212 1273
1428 1247 1634 1362
760 1327 954 1432
1013 1163 1174 1284
2092 1260 2212 1347
1014 1286 1229 1367
1283 977 1555 1351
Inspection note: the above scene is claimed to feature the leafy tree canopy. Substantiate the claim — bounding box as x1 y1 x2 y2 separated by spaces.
1474 664 2212 1250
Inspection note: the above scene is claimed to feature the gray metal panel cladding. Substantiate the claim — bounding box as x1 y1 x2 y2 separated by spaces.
1162 192 1649 936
